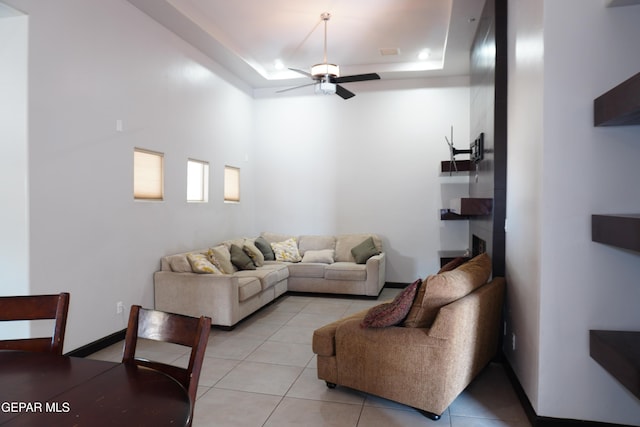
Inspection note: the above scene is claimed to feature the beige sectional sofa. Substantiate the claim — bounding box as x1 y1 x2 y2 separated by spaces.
154 233 386 328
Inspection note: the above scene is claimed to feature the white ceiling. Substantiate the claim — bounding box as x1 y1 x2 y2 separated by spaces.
127 0 486 89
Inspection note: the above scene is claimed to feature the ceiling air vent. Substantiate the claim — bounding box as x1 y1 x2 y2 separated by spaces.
379 48 400 56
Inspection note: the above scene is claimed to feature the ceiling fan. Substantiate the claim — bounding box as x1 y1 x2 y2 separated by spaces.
278 12 381 100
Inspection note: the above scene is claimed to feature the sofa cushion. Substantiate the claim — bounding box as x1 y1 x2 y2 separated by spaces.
258 263 290 281
324 262 367 281
301 249 335 264
288 263 326 278
242 239 264 267
222 238 245 251
403 252 491 328
361 279 420 328
237 277 262 302
187 253 222 274
230 244 256 271
350 237 381 264
234 267 284 290
261 232 295 244
298 235 336 256
335 234 382 262
271 238 302 262
208 245 236 274
166 254 192 273
254 236 275 261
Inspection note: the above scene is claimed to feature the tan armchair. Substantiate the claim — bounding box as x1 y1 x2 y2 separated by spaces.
312 255 504 420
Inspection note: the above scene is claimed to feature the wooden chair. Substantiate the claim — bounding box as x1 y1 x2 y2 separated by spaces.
0 292 70 355
122 305 211 426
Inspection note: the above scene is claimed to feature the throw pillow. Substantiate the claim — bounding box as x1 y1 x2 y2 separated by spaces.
207 245 235 274
230 244 256 270
301 249 335 264
361 279 421 328
187 253 222 274
243 239 265 267
403 252 492 328
351 236 380 264
254 236 275 261
167 254 192 273
271 238 302 262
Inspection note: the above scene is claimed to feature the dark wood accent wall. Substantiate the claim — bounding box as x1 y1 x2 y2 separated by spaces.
469 0 508 276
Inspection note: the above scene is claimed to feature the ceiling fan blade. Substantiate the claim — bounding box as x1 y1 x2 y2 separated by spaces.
332 73 381 84
276 83 315 93
335 85 355 100
288 68 314 79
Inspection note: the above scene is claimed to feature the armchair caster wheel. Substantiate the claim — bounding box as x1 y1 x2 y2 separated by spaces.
325 382 337 389
418 410 441 421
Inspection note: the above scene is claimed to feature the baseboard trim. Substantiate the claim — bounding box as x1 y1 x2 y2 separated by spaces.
63 284 395 357
65 329 126 358
502 355 635 427
384 282 409 288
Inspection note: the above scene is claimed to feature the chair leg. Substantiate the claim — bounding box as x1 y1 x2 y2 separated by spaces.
418 410 441 421
325 382 337 389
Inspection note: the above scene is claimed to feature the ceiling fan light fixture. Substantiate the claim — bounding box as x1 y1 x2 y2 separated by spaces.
315 81 336 95
311 63 339 78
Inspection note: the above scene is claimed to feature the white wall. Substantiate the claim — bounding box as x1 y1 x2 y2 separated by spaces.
4 0 257 351
0 11 29 338
2 0 471 352
507 0 640 424
253 79 471 283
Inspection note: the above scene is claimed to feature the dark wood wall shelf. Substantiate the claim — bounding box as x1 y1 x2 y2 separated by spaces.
594 71 640 126
592 214 640 253
590 330 640 400
440 209 468 220
438 250 469 267
441 198 493 220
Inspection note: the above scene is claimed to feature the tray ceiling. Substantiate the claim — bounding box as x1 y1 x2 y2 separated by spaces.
127 0 486 88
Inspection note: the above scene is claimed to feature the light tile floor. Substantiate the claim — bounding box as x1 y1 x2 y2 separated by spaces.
88 289 531 427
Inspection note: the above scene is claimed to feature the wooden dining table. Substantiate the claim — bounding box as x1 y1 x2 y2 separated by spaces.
0 350 191 426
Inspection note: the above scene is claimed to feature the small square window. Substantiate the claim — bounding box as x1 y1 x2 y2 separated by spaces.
134 148 164 201
187 159 209 202
224 166 240 203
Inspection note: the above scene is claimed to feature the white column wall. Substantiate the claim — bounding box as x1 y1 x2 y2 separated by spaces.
0 12 29 339
505 0 543 411
508 0 640 424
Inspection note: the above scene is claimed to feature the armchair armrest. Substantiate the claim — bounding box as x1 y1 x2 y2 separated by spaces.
332 318 455 412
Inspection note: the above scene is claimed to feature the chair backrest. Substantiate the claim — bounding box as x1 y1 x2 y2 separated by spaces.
0 292 70 355
122 305 211 424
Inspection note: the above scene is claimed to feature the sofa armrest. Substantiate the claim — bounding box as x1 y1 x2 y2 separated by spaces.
312 308 370 356
332 318 454 409
154 271 240 327
364 252 386 296
337 319 447 352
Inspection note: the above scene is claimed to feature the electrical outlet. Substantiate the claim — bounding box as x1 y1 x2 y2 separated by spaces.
116 301 124 314
511 333 516 351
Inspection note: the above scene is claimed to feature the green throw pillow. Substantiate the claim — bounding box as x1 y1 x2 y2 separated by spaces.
230 244 256 270
351 236 380 264
254 236 275 261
